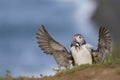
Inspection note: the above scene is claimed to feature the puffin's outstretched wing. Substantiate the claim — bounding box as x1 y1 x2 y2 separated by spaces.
36 25 73 67
92 27 111 62
36 25 66 54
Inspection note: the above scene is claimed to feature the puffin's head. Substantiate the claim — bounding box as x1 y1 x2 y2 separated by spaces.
71 34 86 47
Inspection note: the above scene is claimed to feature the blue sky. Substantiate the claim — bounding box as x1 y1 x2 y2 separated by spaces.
0 0 98 77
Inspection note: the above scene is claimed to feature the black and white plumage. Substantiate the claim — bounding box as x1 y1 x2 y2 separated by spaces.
70 34 93 65
36 25 73 68
70 27 111 65
36 25 111 67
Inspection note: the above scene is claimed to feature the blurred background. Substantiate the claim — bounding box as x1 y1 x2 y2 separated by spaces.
0 0 120 77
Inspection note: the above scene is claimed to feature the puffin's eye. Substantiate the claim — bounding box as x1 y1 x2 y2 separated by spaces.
79 36 81 39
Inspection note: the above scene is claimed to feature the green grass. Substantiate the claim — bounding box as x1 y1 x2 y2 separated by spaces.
55 64 93 76
55 57 120 76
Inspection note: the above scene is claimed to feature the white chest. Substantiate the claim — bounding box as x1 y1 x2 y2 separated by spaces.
70 45 92 65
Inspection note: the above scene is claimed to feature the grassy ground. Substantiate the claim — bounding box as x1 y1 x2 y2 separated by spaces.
35 41 120 80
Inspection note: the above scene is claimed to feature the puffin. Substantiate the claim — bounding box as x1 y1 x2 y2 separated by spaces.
70 27 111 65
36 25 111 67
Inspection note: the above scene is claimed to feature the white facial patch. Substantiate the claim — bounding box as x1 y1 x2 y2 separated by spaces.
76 36 81 43
75 36 84 45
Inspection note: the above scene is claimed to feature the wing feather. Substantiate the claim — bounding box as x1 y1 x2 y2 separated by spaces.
97 27 112 62
36 25 67 54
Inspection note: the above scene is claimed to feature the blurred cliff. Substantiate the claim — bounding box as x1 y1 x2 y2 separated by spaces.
92 0 120 43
